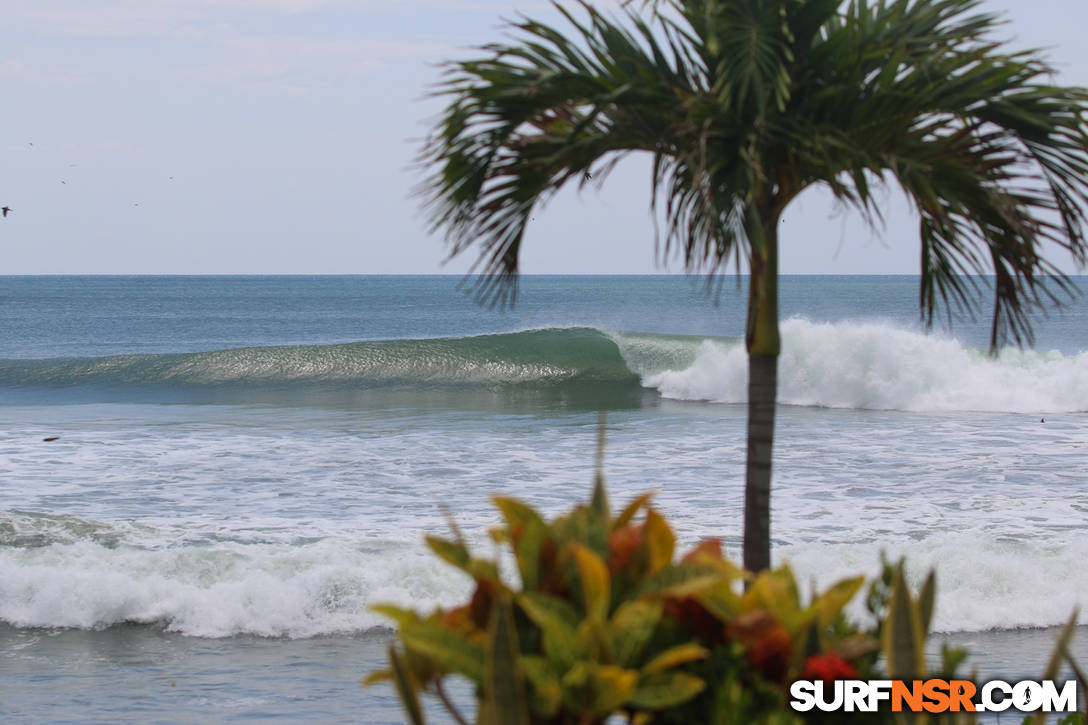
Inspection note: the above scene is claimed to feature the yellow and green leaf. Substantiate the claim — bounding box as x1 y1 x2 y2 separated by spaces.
644 508 675 573
572 543 611 620
401 622 485 685
389 645 426 725
636 563 722 599
425 535 470 571
483 596 529 725
642 643 710 675
561 663 639 716
370 603 423 628
918 570 936 636
628 671 706 710
609 600 663 667
614 492 654 530
520 656 562 717
810 576 865 628
517 592 583 669
881 567 926 680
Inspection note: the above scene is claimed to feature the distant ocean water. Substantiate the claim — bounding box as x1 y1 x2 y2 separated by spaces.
1 275 1086 722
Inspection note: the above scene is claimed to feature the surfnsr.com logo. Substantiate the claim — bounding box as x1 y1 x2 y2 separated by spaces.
789 679 1078 714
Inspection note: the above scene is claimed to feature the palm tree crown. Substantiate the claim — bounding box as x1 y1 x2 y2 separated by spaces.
418 0 1088 569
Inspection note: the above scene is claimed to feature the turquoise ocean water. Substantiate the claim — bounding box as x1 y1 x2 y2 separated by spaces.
1 275 1086 722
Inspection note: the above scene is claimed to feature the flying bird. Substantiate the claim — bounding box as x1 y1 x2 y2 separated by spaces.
1 206 11 217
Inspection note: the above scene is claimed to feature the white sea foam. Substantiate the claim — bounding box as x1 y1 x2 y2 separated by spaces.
641 318 1088 412
1 530 1082 636
781 532 1088 633
0 538 470 638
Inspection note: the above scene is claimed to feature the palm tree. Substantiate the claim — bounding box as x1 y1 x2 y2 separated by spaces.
417 0 1088 572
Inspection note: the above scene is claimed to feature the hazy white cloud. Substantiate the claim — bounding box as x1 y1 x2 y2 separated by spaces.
197 0 343 12
180 34 450 91
6 1 326 39
0 58 89 85
9 1 202 38
6 0 549 39
5 0 457 95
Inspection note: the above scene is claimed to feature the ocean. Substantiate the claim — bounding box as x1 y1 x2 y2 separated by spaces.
1 275 1085 722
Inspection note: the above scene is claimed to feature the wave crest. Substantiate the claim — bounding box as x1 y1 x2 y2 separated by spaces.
1 328 639 390
642 319 1088 412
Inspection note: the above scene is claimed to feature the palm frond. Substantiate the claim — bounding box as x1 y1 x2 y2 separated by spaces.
419 0 1088 347
779 0 1088 347
419 1 710 306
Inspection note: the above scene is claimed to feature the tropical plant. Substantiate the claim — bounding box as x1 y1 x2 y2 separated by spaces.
417 0 1088 571
367 463 1088 723
365 469 878 724
367 468 1087 723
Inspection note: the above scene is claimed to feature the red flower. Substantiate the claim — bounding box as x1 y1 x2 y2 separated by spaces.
801 652 858 682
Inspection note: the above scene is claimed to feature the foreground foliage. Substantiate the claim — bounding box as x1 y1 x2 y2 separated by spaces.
366 466 1083 723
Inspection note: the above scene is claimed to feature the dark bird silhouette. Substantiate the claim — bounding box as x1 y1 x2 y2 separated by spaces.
43 436 60 442
1 206 10 217
1041 417 1046 423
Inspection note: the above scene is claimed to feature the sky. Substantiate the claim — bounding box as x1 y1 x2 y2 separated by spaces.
1 0 1086 275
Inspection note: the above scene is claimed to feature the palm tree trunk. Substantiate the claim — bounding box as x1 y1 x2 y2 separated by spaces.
743 212 781 573
743 354 777 573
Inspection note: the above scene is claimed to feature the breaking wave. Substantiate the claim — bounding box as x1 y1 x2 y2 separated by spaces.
2 322 1085 412
1 511 1083 636
644 319 1088 413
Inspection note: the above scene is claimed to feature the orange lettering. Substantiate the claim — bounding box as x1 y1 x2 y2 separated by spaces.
892 680 923 712
923 679 950 713
949 680 976 712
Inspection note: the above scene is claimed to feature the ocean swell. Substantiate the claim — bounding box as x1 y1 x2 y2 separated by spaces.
2 322 1086 412
0 328 640 395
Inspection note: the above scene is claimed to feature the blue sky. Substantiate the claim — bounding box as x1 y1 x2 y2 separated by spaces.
1 0 1085 275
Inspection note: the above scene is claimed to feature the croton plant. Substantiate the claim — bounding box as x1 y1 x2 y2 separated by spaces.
366 453 1080 724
